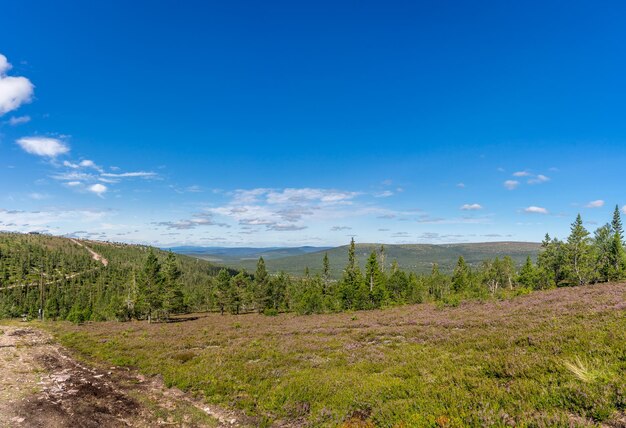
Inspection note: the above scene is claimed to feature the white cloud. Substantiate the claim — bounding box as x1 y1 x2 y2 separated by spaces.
513 171 531 177
460 203 483 211
528 174 550 184
524 206 548 214
374 190 394 198
28 192 50 200
265 188 359 204
16 137 70 157
0 54 34 116
204 187 365 233
66 181 81 187
456 182 466 188
7 115 30 125
585 199 604 208
88 183 107 196
622 205 626 215
101 171 157 178
504 180 519 190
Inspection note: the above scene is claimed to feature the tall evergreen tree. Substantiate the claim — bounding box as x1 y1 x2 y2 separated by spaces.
612 205 624 242
215 268 231 315
322 252 331 296
365 250 387 307
517 256 538 289
339 238 363 309
162 252 184 316
567 214 593 286
138 250 162 323
451 256 471 293
254 257 270 312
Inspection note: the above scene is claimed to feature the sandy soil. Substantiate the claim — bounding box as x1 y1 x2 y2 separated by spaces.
70 239 109 267
0 324 248 427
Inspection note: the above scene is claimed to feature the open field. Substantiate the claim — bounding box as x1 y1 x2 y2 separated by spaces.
45 282 626 427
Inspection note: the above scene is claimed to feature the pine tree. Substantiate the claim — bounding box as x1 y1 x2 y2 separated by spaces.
322 252 330 296
138 250 163 323
215 268 230 315
608 231 626 281
365 250 387 307
451 256 470 293
567 214 593 286
612 205 624 242
517 256 538 289
254 257 270 312
339 238 363 309
162 252 184 317
593 224 613 282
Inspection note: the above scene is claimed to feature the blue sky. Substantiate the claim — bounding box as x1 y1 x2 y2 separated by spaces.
1 1 625 247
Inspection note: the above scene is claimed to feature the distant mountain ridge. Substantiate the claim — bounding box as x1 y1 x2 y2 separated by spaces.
175 241 541 278
167 246 333 262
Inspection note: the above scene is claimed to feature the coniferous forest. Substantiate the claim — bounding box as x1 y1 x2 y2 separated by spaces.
1 206 625 322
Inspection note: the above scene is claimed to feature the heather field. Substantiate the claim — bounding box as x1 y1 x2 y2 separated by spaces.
48 283 626 427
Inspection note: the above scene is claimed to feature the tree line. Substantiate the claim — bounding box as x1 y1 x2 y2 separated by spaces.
192 206 626 316
1 206 624 321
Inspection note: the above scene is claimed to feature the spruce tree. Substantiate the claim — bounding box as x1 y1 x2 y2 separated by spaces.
567 214 592 286
163 252 184 317
612 205 624 242
517 256 538 289
254 257 270 312
451 256 470 293
215 268 230 315
322 252 330 295
339 238 363 309
138 250 163 323
365 250 387 307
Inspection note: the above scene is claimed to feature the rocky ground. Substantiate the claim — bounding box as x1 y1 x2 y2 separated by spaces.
0 324 249 428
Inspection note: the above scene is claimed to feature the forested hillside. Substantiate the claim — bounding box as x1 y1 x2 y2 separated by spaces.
1 206 625 322
0 233 228 322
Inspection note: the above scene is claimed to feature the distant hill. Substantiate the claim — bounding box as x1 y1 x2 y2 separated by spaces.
168 246 332 262
178 241 541 278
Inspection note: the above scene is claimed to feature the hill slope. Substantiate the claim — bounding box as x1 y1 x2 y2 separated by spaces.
51 282 626 427
186 241 541 277
0 232 223 320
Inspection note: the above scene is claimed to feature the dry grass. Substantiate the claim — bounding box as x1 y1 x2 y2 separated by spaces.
46 283 626 427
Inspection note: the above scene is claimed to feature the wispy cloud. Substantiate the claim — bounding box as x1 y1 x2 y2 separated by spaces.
585 199 604 208
513 171 531 177
374 190 394 198
101 171 157 179
528 174 550 184
460 203 483 211
7 115 30 125
504 180 519 190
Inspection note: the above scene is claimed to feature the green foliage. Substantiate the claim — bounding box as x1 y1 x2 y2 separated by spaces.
1 210 625 322
49 282 626 427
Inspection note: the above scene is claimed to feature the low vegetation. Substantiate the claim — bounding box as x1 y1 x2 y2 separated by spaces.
48 282 626 426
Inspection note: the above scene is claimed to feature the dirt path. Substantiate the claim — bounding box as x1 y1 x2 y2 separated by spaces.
0 324 249 428
70 238 109 267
